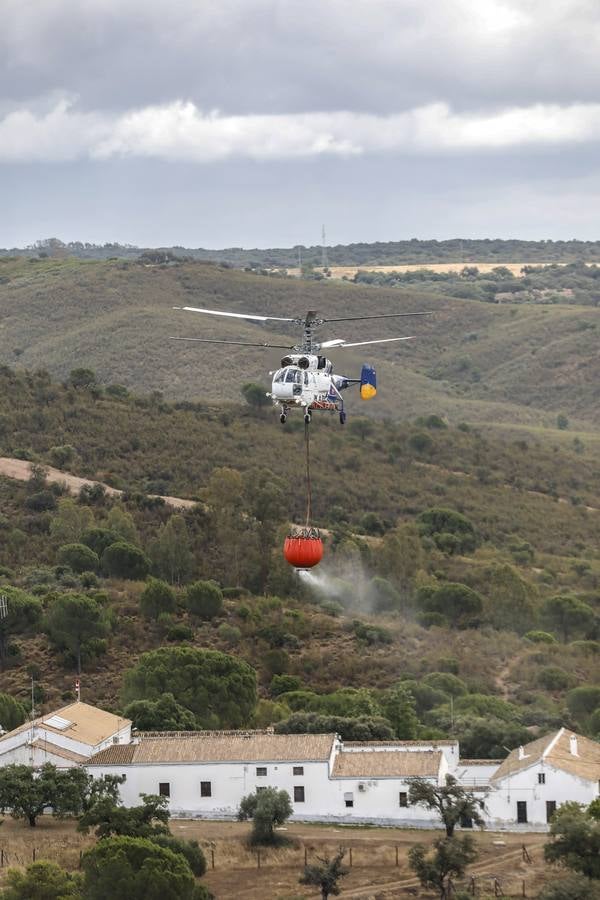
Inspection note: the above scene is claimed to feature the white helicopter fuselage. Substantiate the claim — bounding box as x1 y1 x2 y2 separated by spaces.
268 353 348 416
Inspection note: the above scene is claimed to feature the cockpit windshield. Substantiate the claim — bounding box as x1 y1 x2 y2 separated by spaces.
285 368 301 383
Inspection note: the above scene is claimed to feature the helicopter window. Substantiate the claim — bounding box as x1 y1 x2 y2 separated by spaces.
285 369 301 383
274 369 285 383
304 372 309 385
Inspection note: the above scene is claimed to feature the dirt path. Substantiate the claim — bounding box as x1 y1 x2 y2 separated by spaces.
0 456 196 511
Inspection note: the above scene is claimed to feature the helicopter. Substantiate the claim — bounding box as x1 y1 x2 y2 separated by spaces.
171 306 431 425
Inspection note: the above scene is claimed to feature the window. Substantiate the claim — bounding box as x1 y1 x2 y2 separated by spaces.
293 766 304 776
517 801 528 824
538 772 546 784
399 792 408 808
345 799 354 808
294 786 305 803
121 774 127 781
256 767 267 777
159 783 170 798
546 801 557 823
201 781 212 797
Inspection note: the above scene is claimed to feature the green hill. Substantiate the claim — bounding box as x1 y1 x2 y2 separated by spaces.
0 368 599 754
1 257 599 434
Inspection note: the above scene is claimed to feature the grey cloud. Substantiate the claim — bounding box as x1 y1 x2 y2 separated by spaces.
3 1 600 115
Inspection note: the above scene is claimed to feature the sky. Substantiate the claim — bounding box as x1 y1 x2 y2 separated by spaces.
3 0 600 248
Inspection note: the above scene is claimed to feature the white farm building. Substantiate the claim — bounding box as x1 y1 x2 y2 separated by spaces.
1 701 599 832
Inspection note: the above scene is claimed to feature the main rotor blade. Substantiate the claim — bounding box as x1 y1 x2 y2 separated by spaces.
334 336 416 348
322 311 432 323
169 337 296 349
174 306 295 323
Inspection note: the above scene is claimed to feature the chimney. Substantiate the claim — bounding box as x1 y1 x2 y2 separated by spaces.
518 746 525 760
569 734 579 757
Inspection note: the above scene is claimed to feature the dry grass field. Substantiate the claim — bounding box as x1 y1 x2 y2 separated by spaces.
0 816 555 899
284 263 567 278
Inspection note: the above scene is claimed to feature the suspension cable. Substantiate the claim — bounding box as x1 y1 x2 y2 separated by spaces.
304 418 312 527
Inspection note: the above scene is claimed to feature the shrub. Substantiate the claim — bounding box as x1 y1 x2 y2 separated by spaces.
525 630 558 644
417 611 448 629
217 622 241 645
57 543 99 573
270 674 303 697
538 666 573 691
0 692 27 730
140 578 176 620
25 491 57 512
166 623 194 642
49 445 76 468
102 542 150 580
185 581 224 620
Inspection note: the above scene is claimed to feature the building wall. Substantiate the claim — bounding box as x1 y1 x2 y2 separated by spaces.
87 758 443 826
486 763 600 830
0 722 131 769
0 744 75 768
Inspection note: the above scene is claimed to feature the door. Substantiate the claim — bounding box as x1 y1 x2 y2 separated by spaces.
546 801 557 823
517 801 528 824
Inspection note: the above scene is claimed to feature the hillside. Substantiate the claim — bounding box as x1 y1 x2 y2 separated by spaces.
0 369 599 760
1 257 600 432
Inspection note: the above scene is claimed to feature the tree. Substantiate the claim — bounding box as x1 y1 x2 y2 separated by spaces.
0 763 58 826
544 802 600 880
419 583 483 627
408 835 478 899
0 587 42 668
185 581 223 620
241 382 269 410
299 848 349 899
140 578 176 620
122 646 257 729
102 541 150 580
538 874 600 900
51 768 124 818
81 835 197 900
381 684 418 739
150 835 207 876
483 563 537 633
417 507 477 554
378 524 424 588
79 794 170 839
238 787 292 844
124 693 197 731
57 543 99 573
557 414 569 430
0 692 27 731
44 593 108 674
49 498 94 544
543 595 596 643
106 505 139 545
1 861 83 899
408 775 485 837
150 515 193 585
81 527 120 556
566 687 600 726
275 712 395 741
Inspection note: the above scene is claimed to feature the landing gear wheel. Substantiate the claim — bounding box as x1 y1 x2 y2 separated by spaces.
304 413 311 424
280 414 287 424
339 411 347 425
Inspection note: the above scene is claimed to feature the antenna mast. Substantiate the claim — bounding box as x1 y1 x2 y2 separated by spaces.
321 225 329 271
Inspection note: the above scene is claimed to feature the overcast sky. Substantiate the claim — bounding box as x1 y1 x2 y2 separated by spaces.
3 0 600 248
